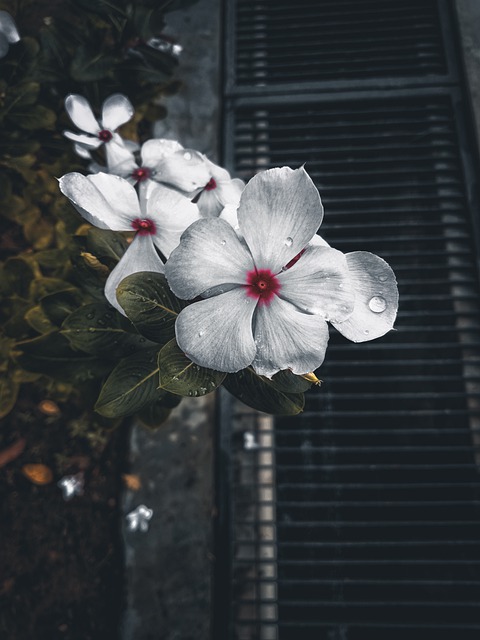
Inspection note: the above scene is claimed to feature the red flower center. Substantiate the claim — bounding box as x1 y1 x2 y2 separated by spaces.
131 218 156 235
98 129 113 142
245 269 280 305
131 167 151 182
204 177 217 191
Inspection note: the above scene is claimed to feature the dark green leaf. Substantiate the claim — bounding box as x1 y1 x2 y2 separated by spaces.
270 369 313 394
9 105 56 131
86 228 129 262
14 332 111 382
25 305 56 335
137 392 181 429
223 368 305 416
116 271 185 343
3 257 35 299
158 338 225 397
61 302 156 356
41 290 83 326
95 348 161 418
70 45 116 82
0 375 19 419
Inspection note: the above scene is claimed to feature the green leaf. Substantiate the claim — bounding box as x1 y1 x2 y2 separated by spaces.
86 228 129 262
61 302 156 356
70 45 116 81
0 375 19 419
9 105 56 131
137 393 181 429
116 271 185 344
158 338 225 397
223 368 305 416
41 290 83 326
3 257 35 299
95 348 161 418
14 332 111 382
25 305 56 335
269 369 313 394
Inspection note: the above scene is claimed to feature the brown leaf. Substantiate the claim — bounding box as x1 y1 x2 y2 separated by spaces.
0 438 26 468
21 463 53 485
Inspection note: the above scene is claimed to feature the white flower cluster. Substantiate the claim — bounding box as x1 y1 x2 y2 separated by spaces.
60 94 398 378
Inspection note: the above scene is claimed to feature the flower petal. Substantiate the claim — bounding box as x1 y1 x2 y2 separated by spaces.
64 95 100 135
86 173 140 228
252 296 330 378
309 233 330 248
0 11 20 43
278 245 354 322
63 131 102 148
198 178 245 218
101 94 134 131
238 166 324 273
59 172 133 230
156 150 211 193
145 184 201 257
165 218 254 299
175 288 257 372
74 143 93 159
141 138 184 166
104 139 137 177
331 251 398 343
106 235 164 315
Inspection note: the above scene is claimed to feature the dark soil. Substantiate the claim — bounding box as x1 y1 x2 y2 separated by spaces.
0 387 129 640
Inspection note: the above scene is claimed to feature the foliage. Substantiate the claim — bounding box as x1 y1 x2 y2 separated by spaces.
0 0 198 428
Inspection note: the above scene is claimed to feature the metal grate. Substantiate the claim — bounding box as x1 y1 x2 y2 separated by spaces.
235 0 447 86
216 1 480 638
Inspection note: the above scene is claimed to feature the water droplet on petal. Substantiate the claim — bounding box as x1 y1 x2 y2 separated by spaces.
284 237 293 247
198 331 204 337
378 274 388 282
183 152 192 160
364 329 370 335
368 296 387 313
220 240 226 246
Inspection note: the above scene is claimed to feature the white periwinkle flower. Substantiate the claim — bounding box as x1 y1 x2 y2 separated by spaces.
165 166 398 378
63 93 135 162
59 172 200 313
57 474 84 501
126 504 153 532
0 10 20 58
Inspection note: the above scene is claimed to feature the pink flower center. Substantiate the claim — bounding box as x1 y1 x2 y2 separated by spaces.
204 177 217 191
245 269 280 305
98 129 113 142
131 218 156 235
131 167 151 182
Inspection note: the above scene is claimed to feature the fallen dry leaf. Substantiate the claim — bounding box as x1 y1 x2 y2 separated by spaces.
0 438 26 468
22 463 53 485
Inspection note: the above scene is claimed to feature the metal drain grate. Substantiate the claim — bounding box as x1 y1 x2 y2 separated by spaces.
216 1 480 638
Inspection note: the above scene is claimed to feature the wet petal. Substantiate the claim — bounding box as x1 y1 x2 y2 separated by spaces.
156 149 211 193
101 94 134 131
87 173 140 227
64 130 102 148
0 11 20 43
141 138 184 166
238 166 324 273
175 288 257 372
165 218 254 299
59 172 133 230
252 296 330 378
197 190 222 218
331 251 398 343
278 245 354 322
106 235 164 315
65 95 100 135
